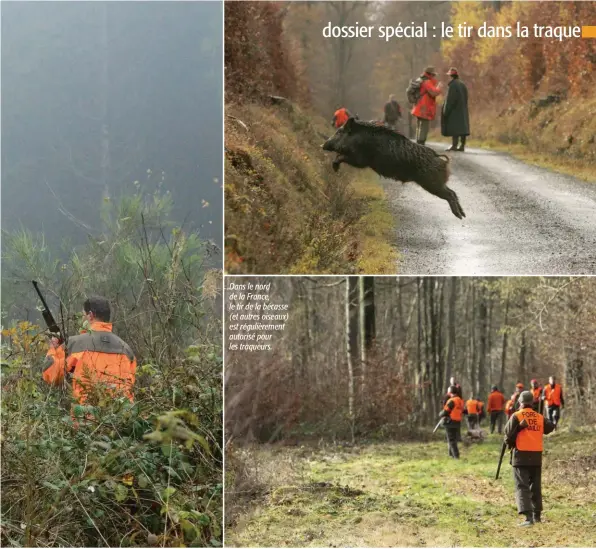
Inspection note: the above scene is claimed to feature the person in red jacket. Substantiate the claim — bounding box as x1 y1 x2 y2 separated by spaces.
411 66 442 146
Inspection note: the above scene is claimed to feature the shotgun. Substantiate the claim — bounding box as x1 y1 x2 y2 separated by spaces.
433 418 445 434
32 280 64 343
496 419 528 480
495 441 507 480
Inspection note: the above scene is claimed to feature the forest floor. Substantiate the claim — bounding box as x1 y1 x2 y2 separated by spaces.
226 428 596 547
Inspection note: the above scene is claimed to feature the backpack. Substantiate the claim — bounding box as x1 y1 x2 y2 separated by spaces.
406 77 423 105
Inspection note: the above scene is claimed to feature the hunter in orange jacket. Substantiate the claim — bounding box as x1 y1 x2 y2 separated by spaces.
42 296 136 405
542 375 564 428
487 385 506 434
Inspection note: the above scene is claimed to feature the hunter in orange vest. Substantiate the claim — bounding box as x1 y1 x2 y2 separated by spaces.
438 385 467 459
43 296 137 419
510 382 524 414
487 385 506 434
504 391 555 526
542 375 564 428
465 396 480 430
530 379 542 412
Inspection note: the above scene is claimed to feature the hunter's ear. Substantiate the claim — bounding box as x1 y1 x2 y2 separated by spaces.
344 117 355 132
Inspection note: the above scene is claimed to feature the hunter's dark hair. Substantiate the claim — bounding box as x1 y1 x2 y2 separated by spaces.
84 296 111 322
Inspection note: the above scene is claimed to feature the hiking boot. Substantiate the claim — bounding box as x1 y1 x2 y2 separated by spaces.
518 514 534 527
456 146 465 152
445 146 457 151
533 513 541 523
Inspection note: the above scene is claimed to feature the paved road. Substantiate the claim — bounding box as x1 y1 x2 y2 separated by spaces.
381 144 596 275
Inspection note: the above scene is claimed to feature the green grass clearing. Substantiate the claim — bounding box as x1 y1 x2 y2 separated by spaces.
227 429 596 547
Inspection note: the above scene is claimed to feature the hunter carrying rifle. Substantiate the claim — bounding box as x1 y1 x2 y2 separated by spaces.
502 391 555 526
37 289 137 413
438 385 467 459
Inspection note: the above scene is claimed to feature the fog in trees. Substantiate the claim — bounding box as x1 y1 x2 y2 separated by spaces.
1 1 222 247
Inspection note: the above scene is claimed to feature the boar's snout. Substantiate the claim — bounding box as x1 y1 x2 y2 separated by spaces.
322 138 334 152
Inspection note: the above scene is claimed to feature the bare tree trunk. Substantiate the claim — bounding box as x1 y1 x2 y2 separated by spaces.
518 329 527 383
345 277 355 444
445 277 457 389
359 277 366 398
478 286 488 397
500 293 510 390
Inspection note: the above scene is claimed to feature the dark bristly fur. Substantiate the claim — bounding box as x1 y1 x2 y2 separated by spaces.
322 118 466 219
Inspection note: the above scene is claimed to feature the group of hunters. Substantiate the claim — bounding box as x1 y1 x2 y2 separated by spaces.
441 375 564 526
331 65 470 151
37 295 568 528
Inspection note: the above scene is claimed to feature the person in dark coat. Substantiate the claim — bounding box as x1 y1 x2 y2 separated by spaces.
441 67 470 152
383 94 402 130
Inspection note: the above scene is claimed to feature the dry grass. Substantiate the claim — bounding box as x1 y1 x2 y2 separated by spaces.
464 96 596 183
224 101 397 274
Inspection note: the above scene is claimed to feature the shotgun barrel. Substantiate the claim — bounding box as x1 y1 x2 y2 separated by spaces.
32 281 64 343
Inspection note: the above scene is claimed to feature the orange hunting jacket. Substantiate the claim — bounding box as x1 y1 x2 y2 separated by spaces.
42 321 136 404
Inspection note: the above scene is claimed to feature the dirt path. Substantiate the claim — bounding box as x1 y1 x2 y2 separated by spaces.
381 144 596 275
227 430 596 547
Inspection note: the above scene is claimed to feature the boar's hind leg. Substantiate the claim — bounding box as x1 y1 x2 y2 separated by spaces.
435 185 466 219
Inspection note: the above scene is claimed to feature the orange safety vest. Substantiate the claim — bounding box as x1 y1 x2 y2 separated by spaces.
445 396 464 422
544 383 562 406
532 387 542 402
42 321 137 404
513 409 544 451
466 399 479 415
334 108 349 128
488 390 505 412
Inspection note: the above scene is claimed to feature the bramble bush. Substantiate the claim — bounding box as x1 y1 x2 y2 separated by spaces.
1 187 222 547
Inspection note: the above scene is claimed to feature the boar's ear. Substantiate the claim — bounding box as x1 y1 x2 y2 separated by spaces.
344 117 356 132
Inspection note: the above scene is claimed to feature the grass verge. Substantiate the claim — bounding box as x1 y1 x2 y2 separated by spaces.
226 428 596 547
225 100 397 274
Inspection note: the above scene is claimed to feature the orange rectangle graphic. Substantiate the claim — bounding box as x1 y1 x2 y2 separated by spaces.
582 26 596 38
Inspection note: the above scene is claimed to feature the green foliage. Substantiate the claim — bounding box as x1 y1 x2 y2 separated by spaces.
227 430 596 547
1 188 222 547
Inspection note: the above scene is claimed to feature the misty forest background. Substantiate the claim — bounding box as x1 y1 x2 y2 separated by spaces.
1 2 223 547
225 277 596 547
225 1 596 274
